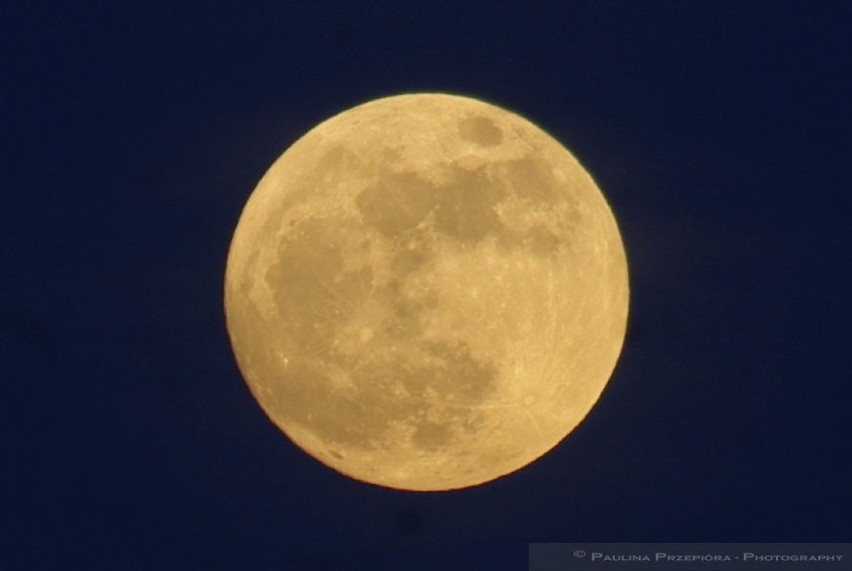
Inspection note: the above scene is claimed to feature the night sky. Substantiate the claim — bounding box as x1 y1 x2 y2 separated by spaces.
5 2 851 569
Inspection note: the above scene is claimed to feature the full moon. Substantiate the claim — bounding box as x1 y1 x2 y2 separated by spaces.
224 93 628 491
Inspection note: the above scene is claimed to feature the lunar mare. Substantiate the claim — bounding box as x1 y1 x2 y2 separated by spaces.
225 93 628 491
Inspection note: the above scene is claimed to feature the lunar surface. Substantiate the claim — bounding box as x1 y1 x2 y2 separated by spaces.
224 93 628 491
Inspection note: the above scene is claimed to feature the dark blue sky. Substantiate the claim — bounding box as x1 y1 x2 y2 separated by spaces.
5 2 851 569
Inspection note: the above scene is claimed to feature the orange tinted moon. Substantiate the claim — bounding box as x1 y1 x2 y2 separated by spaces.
224 93 629 491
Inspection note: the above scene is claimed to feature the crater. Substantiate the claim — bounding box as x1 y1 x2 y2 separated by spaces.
459 116 503 147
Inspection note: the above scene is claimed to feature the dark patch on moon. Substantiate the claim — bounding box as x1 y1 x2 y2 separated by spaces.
356 172 434 239
391 238 432 275
496 155 562 204
432 166 507 243
267 358 377 447
337 338 497 451
394 340 495 404
269 145 366 236
266 217 372 357
523 224 562 256
356 164 508 245
316 145 366 184
389 285 439 331
412 422 453 450
459 116 503 147
424 339 497 403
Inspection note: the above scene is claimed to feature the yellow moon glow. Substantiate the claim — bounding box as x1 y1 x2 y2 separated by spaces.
224 93 628 491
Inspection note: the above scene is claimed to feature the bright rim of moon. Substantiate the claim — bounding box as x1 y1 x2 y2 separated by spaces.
224 93 628 491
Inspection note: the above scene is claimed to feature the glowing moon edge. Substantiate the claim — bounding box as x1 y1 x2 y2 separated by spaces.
224 93 629 491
